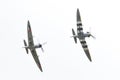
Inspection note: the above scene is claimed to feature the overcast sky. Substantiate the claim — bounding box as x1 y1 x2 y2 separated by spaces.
1 0 120 80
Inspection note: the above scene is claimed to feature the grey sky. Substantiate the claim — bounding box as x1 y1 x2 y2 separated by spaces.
0 0 120 80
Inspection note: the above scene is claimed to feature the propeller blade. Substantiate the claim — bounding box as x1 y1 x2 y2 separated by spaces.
90 34 96 39
87 27 96 39
42 42 47 45
41 47 44 52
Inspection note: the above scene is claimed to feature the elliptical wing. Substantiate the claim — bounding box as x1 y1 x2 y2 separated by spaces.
79 39 92 62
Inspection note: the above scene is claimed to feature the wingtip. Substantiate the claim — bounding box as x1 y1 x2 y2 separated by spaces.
90 59 92 62
76 8 82 23
88 56 92 62
28 20 30 22
72 28 74 31
38 67 43 72
40 67 43 72
27 20 31 29
77 8 80 13
27 20 30 24
38 64 43 72
77 8 79 11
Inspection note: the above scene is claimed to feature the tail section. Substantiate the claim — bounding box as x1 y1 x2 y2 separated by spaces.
23 40 29 54
72 29 77 43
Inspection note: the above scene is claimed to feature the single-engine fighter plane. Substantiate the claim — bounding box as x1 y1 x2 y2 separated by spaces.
23 20 44 72
71 9 95 62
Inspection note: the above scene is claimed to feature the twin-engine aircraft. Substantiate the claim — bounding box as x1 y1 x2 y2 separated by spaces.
72 9 95 62
23 20 44 72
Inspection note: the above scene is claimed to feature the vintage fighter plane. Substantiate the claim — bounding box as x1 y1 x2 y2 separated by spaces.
23 20 44 72
71 9 95 62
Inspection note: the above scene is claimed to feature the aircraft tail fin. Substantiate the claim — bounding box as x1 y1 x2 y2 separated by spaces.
23 40 29 54
72 29 77 43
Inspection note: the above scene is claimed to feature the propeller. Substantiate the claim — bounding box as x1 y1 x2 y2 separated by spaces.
42 42 47 45
34 36 47 52
87 27 96 39
40 42 47 52
90 34 96 39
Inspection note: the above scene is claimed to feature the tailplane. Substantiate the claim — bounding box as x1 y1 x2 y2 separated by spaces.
72 29 77 43
23 40 29 54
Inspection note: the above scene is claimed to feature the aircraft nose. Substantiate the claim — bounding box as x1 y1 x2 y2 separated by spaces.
39 44 42 47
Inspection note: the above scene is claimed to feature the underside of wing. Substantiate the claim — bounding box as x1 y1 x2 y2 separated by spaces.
76 9 83 34
27 20 34 46
79 39 92 62
77 8 82 26
30 49 43 72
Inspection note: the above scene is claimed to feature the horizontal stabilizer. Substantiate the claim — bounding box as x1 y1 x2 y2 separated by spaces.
23 40 28 54
72 29 77 43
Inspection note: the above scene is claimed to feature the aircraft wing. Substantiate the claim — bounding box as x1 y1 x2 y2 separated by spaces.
30 49 43 72
79 39 92 62
27 21 34 46
27 21 43 72
77 8 83 35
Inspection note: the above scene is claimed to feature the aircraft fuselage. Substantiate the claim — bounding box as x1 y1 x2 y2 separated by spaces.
77 32 90 40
